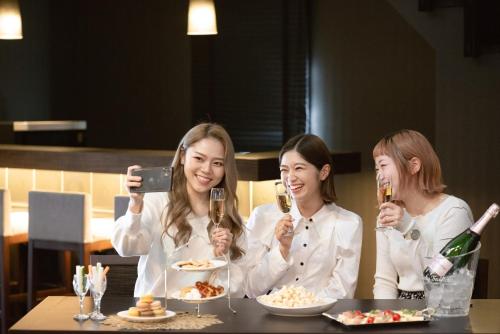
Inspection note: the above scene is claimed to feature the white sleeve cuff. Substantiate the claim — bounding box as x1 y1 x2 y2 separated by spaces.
268 245 294 274
125 210 143 233
396 211 414 235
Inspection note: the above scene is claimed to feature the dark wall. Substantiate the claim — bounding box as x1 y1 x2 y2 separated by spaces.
0 0 50 121
49 0 192 150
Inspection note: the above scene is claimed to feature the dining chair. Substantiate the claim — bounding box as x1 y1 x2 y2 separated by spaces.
89 254 138 297
114 195 129 220
27 191 115 310
0 189 29 334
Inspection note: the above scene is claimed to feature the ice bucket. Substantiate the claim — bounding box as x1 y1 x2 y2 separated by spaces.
423 242 481 317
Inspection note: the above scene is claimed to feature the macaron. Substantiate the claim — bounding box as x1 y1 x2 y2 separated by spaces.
139 294 153 303
140 310 154 317
128 307 140 317
135 301 151 309
150 300 162 310
140 294 154 303
153 308 165 316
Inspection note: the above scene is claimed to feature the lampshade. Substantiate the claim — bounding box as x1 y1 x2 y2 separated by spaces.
0 0 23 40
187 0 217 35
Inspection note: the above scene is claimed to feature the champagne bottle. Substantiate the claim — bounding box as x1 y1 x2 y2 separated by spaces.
423 203 499 281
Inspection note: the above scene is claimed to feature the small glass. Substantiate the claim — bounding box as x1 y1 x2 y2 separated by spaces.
275 181 293 235
72 274 90 321
375 175 393 231
89 274 107 321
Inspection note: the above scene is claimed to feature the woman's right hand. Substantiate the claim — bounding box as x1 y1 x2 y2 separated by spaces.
126 165 144 214
274 214 294 260
377 201 404 228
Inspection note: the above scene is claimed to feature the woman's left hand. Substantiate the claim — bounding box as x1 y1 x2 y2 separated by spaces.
211 227 233 257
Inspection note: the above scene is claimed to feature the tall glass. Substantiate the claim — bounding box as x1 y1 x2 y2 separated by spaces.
209 188 225 229
375 175 393 231
275 181 293 235
424 242 481 317
72 274 90 321
89 274 107 321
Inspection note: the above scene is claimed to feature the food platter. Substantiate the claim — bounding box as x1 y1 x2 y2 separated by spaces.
322 309 432 327
116 310 176 323
256 296 337 317
171 290 227 304
171 259 227 272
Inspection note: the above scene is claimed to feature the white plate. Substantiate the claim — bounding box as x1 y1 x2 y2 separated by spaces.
171 290 227 304
171 259 227 272
117 310 176 323
256 296 337 317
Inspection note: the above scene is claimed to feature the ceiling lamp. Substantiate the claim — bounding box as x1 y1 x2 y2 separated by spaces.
187 0 217 35
0 0 23 40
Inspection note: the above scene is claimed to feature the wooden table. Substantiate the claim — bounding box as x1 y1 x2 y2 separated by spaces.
9 297 500 333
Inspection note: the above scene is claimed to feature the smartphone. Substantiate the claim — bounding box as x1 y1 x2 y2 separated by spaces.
130 167 173 193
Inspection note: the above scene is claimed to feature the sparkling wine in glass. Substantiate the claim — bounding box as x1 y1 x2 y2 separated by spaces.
275 181 293 235
375 175 394 231
210 188 225 229
72 272 90 321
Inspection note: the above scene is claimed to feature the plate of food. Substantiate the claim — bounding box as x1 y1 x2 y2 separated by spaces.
322 308 433 327
171 259 227 272
117 310 176 323
172 281 226 304
117 295 176 322
256 286 337 317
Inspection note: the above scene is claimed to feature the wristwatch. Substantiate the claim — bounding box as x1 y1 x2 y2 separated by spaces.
404 229 420 240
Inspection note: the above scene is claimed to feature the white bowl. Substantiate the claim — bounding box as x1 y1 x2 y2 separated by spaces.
256 296 337 317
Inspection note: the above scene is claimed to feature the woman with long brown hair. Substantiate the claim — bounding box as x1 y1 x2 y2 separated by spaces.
373 129 473 299
112 123 246 297
245 134 363 299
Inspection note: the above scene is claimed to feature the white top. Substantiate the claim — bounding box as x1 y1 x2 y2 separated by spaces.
245 202 363 299
112 192 247 297
373 195 473 298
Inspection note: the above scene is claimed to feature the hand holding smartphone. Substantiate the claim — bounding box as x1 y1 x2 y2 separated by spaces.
130 167 173 193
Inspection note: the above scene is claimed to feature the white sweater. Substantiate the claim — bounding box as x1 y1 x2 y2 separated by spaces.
373 195 473 298
112 192 247 297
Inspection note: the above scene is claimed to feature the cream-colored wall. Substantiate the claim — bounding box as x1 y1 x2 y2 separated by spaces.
4 168 125 217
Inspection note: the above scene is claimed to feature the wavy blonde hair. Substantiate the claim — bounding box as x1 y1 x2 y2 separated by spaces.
373 129 445 195
162 123 245 260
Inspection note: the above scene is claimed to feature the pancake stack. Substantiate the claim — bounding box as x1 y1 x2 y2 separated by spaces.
128 294 165 317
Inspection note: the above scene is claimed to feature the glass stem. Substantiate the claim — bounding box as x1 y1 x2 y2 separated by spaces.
79 295 84 315
94 297 100 314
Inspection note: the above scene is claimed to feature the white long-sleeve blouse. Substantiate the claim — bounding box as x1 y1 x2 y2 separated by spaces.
373 195 473 298
245 202 363 299
111 192 247 297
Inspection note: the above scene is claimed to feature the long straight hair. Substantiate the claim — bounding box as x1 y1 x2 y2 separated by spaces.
162 123 244 260
279 134 337 203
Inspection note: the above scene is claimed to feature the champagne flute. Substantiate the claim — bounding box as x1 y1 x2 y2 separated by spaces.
72 273 90 321
375 175 394 231
210 188 225 229
275 181 293 235
210 187 225 251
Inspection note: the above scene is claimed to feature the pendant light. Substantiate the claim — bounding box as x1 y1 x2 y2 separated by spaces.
187 0 217 35
0 0 22 40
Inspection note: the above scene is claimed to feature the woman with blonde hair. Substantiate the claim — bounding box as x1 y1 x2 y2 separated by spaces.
112 123 246 297
245 134 363 299
373 129 473 299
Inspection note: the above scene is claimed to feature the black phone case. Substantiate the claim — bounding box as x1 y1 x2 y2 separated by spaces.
130 167 173 193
